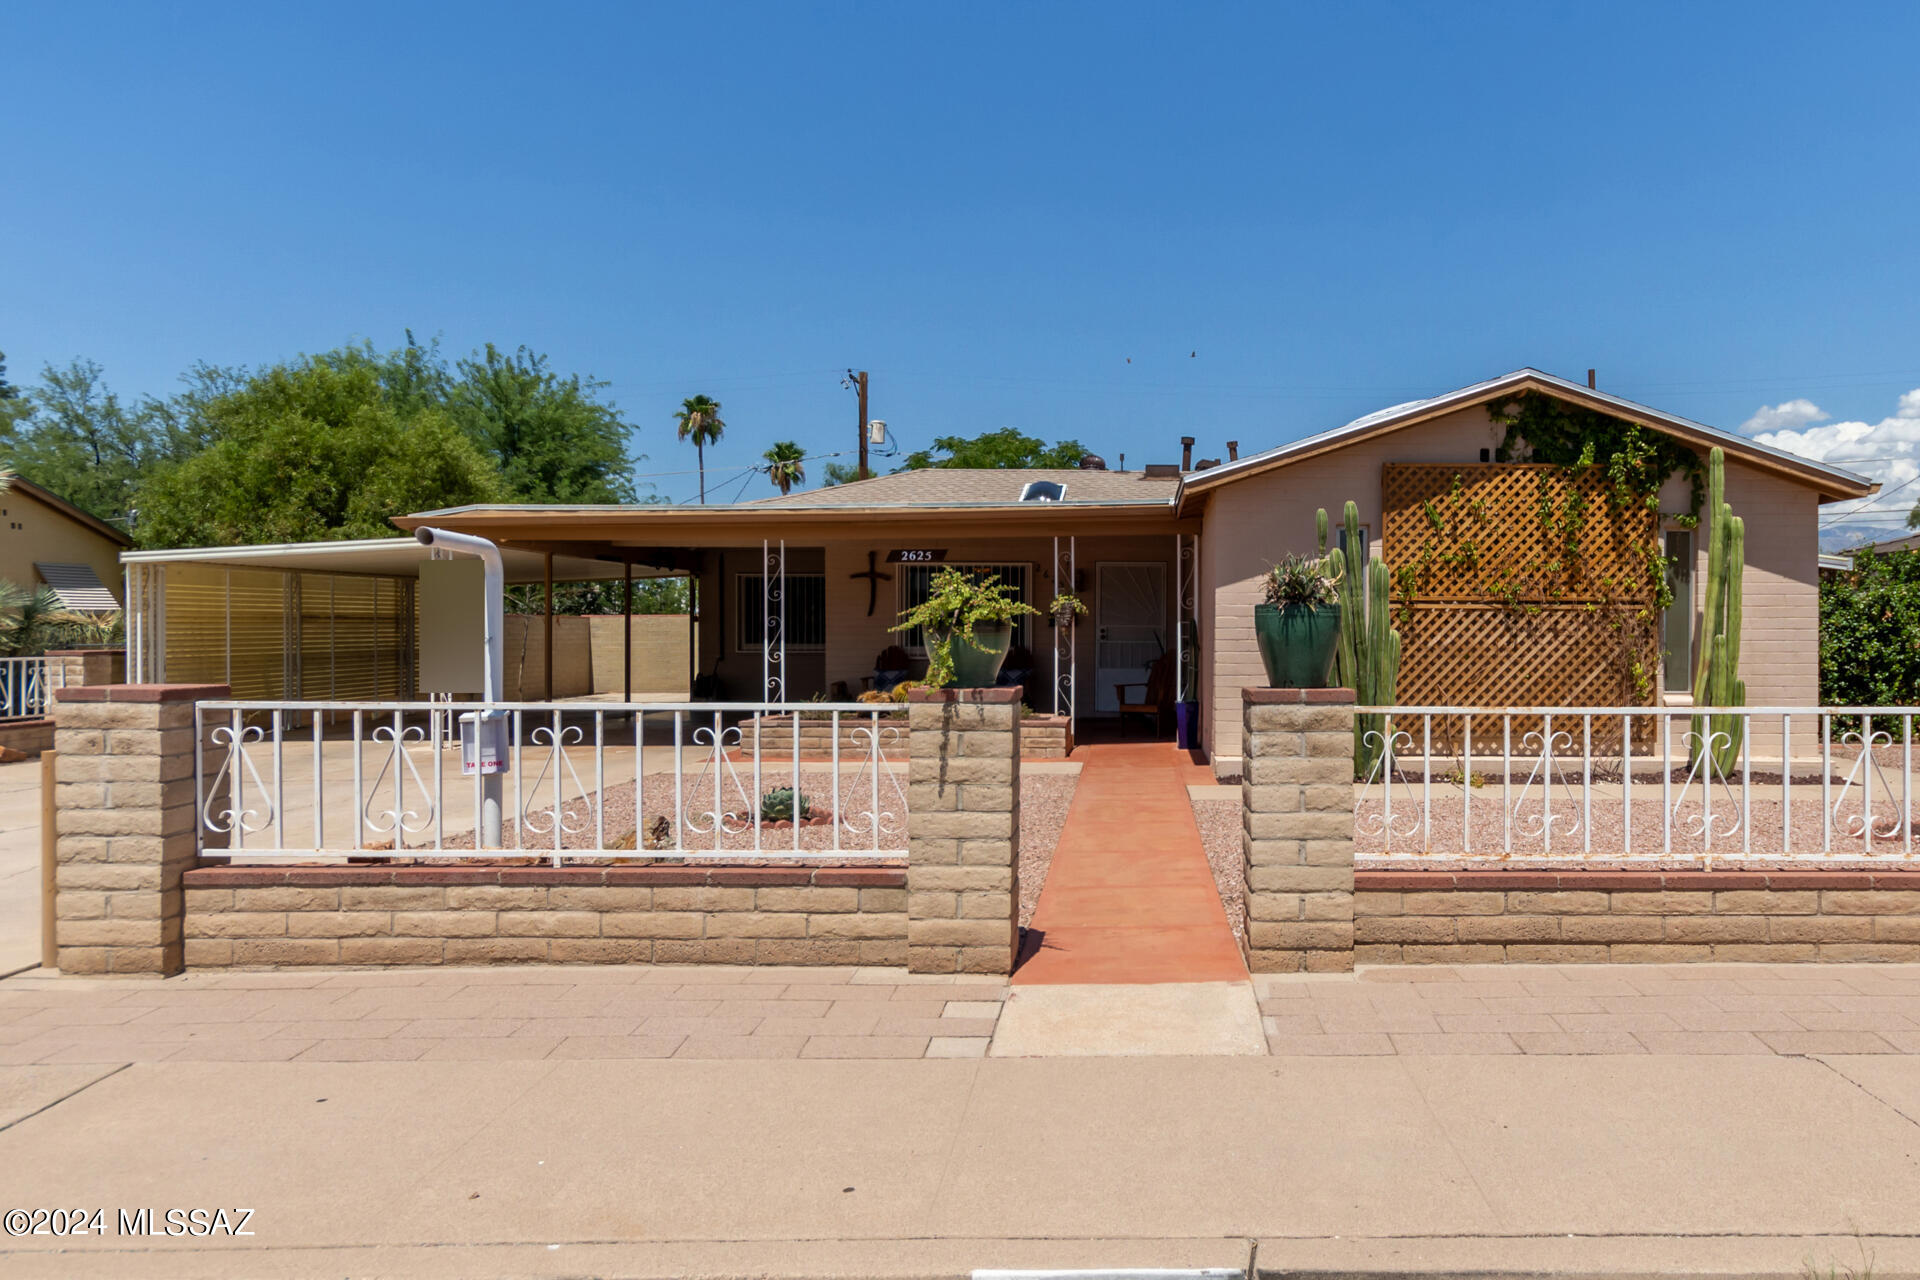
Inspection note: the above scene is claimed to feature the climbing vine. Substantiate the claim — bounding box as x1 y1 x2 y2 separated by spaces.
1384 392 1707 705
1491 390 1703 525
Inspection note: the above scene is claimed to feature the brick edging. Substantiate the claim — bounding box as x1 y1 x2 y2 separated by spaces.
185 864 906 889
1356 870 1920 891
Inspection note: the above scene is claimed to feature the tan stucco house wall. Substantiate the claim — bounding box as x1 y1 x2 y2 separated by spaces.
1192 399 1849 770
0 477 130 604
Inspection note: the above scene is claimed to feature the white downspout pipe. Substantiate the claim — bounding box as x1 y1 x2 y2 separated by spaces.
413 526 506 847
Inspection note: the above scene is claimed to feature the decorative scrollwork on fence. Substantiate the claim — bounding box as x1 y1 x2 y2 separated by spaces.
1673 728 1742 844
842 722 910 843
365 723 435 838
1355 726 1421 846
683 723 755 839
201 724 273 836
522 723 590 840
1513 727 1582 846
1835 727 1904 843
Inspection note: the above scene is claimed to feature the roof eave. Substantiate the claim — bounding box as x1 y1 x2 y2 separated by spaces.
1173 369 1876 514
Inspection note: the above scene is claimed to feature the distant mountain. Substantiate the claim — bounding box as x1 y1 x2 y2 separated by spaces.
1821 520 1911 553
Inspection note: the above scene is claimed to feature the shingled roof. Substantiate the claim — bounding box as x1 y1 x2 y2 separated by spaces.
743 467 1177 508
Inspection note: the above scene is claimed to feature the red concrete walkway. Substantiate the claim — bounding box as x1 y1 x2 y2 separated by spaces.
1015 743 1248 984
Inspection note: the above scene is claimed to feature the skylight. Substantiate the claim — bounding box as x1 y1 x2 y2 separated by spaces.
1019 481 1066 502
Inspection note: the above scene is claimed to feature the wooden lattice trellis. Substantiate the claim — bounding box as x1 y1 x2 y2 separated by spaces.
1382 464 1661 723
1381 464 1656 603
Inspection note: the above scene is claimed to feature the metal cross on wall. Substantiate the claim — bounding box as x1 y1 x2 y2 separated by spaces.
850 550 892 617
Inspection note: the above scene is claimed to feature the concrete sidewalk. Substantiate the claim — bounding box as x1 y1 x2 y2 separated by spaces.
3 966 1920 1276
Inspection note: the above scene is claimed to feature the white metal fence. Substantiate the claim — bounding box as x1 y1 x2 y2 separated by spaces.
1356 705 1920 865
0 657 53 722
195 701 909 863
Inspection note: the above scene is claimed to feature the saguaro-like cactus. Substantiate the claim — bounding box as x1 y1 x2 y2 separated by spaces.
1689 447 1746 773
1320 502 1402 774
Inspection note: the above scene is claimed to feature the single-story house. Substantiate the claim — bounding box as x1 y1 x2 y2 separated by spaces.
0 474 131 609
124 368 1877 776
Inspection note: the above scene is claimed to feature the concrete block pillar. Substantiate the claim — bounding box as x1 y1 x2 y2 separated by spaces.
905 687 1020 974
51 683 227 975
46 647 128 691
1242 687 1356 973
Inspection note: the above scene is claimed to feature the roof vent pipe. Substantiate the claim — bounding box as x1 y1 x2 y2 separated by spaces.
1227 440 1239 461
1181 437 1195 471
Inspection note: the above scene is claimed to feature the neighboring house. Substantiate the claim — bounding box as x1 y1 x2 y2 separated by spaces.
122 369 1877 775
0 474 130 609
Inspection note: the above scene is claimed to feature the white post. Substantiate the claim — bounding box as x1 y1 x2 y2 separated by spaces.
1052 535 1061 717
1068 534 1077 729
1174 532 1182 731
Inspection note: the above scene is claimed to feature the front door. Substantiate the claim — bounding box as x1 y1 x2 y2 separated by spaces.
1093 562 1167 714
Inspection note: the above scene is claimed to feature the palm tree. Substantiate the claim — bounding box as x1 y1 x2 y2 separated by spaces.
763 441 806 496
673 395 725 504
0 580 73 656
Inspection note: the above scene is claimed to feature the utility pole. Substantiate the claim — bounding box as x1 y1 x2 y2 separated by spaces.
851 370 870 480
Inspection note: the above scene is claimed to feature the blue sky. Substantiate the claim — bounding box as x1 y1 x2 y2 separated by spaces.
3 2 1918 525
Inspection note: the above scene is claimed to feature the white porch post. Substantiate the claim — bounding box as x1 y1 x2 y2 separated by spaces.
1174 532 1183 720
763 538 786 703
1052 534 1076 725
1068 535 1077 729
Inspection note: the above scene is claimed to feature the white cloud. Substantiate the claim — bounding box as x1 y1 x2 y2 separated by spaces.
1739 398 1828 435
1745 388 1920 530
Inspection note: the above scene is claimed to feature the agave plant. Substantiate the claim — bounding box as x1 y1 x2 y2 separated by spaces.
759 786 813 823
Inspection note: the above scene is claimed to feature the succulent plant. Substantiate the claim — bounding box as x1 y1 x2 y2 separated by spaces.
1321 501 1402 776
759 787 813 823
1689 447 1746 773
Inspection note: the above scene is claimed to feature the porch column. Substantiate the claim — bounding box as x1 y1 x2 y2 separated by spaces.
906 687 1021 974
1241 687 1356 972
622 558 633 703
543 551 554 701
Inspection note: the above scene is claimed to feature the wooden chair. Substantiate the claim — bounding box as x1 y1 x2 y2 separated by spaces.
1113 651 1176 735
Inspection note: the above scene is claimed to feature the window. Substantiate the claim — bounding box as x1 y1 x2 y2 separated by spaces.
1337 523 1371 561
1662 530 1693 692
896 562 1030 653
737 574 826 651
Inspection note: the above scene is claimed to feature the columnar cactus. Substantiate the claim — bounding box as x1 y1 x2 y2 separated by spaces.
1689 447 1746 773
1320 502 1402 774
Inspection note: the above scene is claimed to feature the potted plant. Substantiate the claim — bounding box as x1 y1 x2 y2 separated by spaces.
1254 553 1343 688
1048 592 1087 627
893 567 1039 688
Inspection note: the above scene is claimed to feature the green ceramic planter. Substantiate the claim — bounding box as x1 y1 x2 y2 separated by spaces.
1254 603 1342 688
929 621 1014 688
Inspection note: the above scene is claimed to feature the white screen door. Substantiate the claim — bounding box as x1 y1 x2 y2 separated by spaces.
1094 562 1167 713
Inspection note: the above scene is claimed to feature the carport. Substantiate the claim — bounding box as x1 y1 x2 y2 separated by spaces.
120 537 685 702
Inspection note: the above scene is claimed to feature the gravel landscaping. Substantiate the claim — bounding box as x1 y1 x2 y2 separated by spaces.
1017 774 1078 927
1191 798 1246 942
407 770 1080 884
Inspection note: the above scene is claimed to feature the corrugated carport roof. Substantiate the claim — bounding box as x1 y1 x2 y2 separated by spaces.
120 537 654 583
